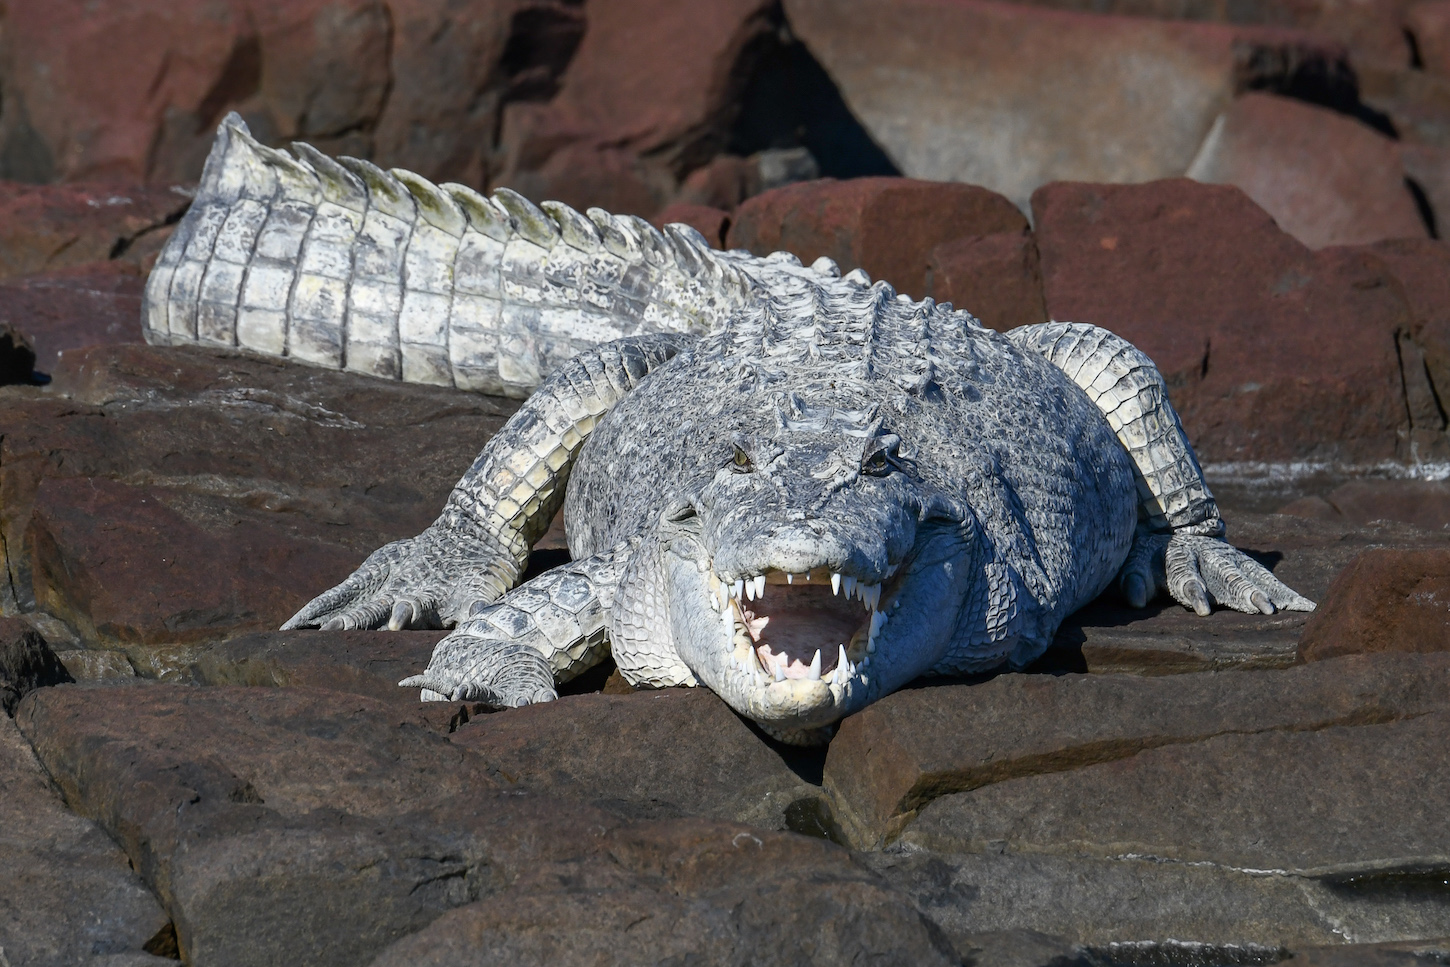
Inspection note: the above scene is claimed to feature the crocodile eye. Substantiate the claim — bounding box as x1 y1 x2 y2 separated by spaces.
731 445 754 473
862 449 890 476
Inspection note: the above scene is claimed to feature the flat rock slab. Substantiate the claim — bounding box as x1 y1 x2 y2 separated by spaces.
1053 511 1450 674
1298 548 1450 660
0 714 171 966
15 683 951 967
902 707 1450 879
1 342 516 644
451 688 825 830
824 652 1450 849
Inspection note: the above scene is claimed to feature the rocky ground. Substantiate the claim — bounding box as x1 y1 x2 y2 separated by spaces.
5 0 1450 965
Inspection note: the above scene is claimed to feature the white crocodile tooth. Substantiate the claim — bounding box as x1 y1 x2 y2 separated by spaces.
753 574 766 600
831 572 842 595
786 572 793 585
745 577 756 602
837 644 849 679
843 575 857 600
774 660 787 683
867 584 881 611
808 649 822 680
732 579 744 601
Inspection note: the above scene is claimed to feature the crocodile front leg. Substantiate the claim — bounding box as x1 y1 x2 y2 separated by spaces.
282 334 690 630
1009 322 1314 615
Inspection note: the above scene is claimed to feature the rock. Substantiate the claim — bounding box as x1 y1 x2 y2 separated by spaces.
0 323 39 386
1032 178 1413 463
726 177 1026 299
0 713 172 965
1285 939 1450 965
16 684 954 967
1186 93 1427 249
0 0 581 187
823 652 1450 849
1360 64 1450 149
1408 1 1450 76
924 231 1048 332
55 649 136 682
785 0 1353 211
1052 511 1450 675
0 183 186 280
902 708 1450 876
1280 479 1450 530
0 616 72 716
190 629 448 705
450 688 826 829
0 263 147 376
494 0 777 199
651 203 733 249
864 845 1433 950
1398 144 1450 247
366 819 960 967
0 342 516 644
1297 549 1450 660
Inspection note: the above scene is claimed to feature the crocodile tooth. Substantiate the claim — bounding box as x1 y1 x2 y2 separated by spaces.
732 579 744 601
752 575 765 599
843 575 857 600
884 562 899 579
774 661 786 683
831 572 842 595
865 584 881 611
808 649 822 680
744 577 756 602
837 644 849 680
786 572 794 585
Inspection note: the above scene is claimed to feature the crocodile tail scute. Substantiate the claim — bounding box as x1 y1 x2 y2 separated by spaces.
143 114 753 396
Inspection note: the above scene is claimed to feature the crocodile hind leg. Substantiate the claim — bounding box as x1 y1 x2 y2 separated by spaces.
282 334 690 631
1009 322 1314 615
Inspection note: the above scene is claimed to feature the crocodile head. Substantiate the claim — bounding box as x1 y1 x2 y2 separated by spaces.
658 397 978 742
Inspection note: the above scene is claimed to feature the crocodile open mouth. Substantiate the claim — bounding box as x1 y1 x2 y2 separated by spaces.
707 565 898 686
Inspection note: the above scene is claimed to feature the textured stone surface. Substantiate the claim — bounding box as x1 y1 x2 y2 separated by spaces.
1280 479 1450 530
1033 178 1413 463
0 183 185 279
1408 1 1450 76
824 652 1450 849
726 177 1026 299
651 202 732 249
366 819 960 967
0 342 514 641
1297 548 1450 660
450 688 825 829
786 0 1350 211
924 231 1048 332
0 616 72 716
902 709 1450 876
0 713 172 966
1187 93 1426 249
0 263 146 375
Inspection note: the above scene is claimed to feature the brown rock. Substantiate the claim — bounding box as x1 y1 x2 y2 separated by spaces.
0 182 186 280
902 709 1450 877
1408 1 1450 76
1298 548 1450 660
1280 479 1450 530
1186 93 1426 249
651 203 732 249
785 0 1353 211
924 232 1048 331
0 616 72 716
824 652 1450 849
0 714 173 965
1032 178 1412 463
726 177 1026 298
368 819 959 967
451 688 825 829
0 263 146 375
1285 939 1450 966
0 342 516 639
1360 63 1450 148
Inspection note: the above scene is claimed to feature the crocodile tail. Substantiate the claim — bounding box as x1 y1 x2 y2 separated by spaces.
143 113 753 396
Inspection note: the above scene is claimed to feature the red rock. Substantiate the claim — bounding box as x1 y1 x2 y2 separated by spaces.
1400 143 1450 240
1297 548 1450 660
784 0 1354 211
726 177 1026 299
1186 93 1426 248
0 182 187 280
1279 479 1450 531
0 263 146 375
924 232 1048 332
1408 1 1450 76
498 139 675 218
674 154 765 211
1031 178 1412 463
651 203 732 248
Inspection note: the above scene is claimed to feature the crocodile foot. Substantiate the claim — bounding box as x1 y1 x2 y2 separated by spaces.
281 524 515 631
1118 532 1316 616
399 633 559 708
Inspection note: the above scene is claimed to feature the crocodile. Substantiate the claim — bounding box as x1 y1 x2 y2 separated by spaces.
145 115 1313 743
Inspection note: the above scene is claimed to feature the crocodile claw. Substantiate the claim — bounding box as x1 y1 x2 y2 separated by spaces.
399 633 558 709
1118 531 1315 616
